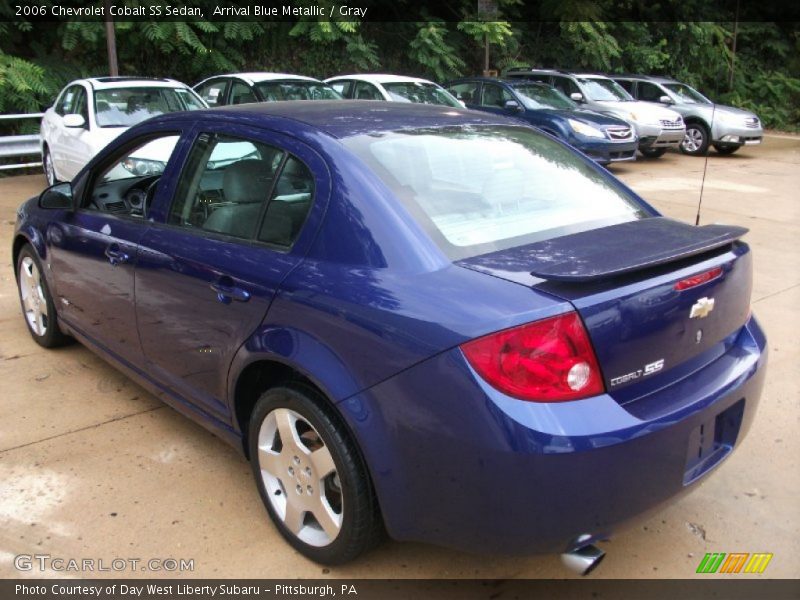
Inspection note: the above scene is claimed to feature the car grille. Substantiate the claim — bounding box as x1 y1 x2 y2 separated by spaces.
606 126 633 140
745 117 760 128
659 118 683 129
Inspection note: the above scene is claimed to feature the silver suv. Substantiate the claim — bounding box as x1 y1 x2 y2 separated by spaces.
611 75 763 156
506 68 685 158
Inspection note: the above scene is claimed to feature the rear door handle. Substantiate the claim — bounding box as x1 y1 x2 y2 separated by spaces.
105 244 130 266
210 278 251 304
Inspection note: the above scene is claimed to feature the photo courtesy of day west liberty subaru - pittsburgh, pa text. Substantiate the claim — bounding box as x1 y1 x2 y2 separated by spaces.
39 3 368 18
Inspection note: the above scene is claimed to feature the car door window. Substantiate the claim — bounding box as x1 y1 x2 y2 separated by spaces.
85 133 181 216
56 85 80 116
197 80 229 107
448 82 479 104
617 80 635 94
328 80 353 98
480 83 514 108
168 134 284 240
71 87 89 124
230 81 257 105
354 81 383 100
638 82 664 102
551 76 580 97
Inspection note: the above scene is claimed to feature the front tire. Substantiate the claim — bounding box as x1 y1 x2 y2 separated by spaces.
640 147 667 158
43 147 58 186
680 122 710 156
714 144 741 155
248 384 382 564
16 244 70 348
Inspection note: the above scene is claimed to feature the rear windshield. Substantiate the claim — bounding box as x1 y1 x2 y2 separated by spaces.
255 81 342 101
344 125 647 260
382 82 462 107
95 87 204 127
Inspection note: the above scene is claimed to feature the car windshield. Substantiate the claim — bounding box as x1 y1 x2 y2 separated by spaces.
514 84 577 110
663 83 711 104
382 82 462 107
254 81 342 101
344 125 646 260
94 87 204 127
578 78 633 102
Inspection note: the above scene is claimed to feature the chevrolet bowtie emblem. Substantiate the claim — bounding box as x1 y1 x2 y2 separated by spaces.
690 297 715 319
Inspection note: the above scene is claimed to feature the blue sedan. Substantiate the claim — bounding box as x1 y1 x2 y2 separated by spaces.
447 77 639 164
13 101 766 570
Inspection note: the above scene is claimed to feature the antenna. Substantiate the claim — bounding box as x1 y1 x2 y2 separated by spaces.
694 101 716 226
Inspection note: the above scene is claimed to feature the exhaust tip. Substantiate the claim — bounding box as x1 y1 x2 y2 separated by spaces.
561 544 605 576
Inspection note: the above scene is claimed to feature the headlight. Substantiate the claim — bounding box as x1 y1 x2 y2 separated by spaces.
122 157 166 176
568 119 605 138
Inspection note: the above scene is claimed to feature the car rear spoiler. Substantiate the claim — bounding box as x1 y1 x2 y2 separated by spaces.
526 217 748 282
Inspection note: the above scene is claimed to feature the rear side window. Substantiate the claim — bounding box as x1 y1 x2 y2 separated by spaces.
344 126 646 260
616 80 635 94
169 133 312 247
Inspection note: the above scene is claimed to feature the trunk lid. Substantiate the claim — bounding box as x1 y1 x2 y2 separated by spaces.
457 218 753 395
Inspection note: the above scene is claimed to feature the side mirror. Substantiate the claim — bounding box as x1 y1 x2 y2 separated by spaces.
570 92 585 103
39 182 73 210
659 95 674 105
504 99 522 111
63 113 86 128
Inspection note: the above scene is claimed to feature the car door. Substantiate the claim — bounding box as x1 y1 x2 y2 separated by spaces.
46 130 184 367
637 81 666 103
57 85 94 180
135 124 323 420
47 85 81 177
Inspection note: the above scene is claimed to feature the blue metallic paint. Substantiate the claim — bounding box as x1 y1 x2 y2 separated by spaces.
13 102 767 557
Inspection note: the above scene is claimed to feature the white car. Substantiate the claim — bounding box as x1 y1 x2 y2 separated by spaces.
40 77 206 185
325 74 463 107
193 73 342 106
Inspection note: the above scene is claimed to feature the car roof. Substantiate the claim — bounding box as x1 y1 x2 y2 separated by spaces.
612 74 678 84
81 77 187 90
450 77 550 87
157 100 518 139
215 72 323 84
326 74 438 85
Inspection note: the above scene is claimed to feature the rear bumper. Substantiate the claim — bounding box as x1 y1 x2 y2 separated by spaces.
339 317 767 555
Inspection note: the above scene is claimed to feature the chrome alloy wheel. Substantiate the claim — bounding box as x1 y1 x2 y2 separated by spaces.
257 407 343 547
683 126 705 153
19 256 49 336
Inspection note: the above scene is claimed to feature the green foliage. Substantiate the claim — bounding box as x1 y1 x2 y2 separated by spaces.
0 1 797 130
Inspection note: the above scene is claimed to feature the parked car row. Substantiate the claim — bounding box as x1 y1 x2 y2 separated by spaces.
39 67 764 187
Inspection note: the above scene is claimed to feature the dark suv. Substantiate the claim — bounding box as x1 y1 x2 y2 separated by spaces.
447 77 637 165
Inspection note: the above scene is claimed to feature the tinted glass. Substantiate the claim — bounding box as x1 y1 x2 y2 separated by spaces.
94 86 205 127
382 82 461 107
514 84 576 110
638 82 665 102
197 80 229 106
663 83 711 104
169 134 284 239
254 81 342 101
344 126 646 260
448 82 480 104
577 78 632 101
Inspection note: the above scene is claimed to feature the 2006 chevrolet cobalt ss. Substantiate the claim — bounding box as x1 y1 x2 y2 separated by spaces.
13 101 766 569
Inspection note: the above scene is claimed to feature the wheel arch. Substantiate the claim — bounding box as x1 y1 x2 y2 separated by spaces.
12 232 45 276
684 115 710 130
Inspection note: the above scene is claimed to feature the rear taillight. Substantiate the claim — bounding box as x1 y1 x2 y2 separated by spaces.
461 312 605 402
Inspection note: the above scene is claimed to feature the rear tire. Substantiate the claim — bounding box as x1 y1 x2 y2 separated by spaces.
640 147 667 158
16 244 70 348
680 122 710 156
248 383 383 564
714 144 740 155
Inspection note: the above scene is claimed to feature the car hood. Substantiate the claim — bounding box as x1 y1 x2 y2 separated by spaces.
597 100 682 123
556 108 632 128
689 103 759 121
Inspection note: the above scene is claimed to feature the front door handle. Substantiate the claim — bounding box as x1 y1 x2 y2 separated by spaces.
210 278 251 304
105 244 130 266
